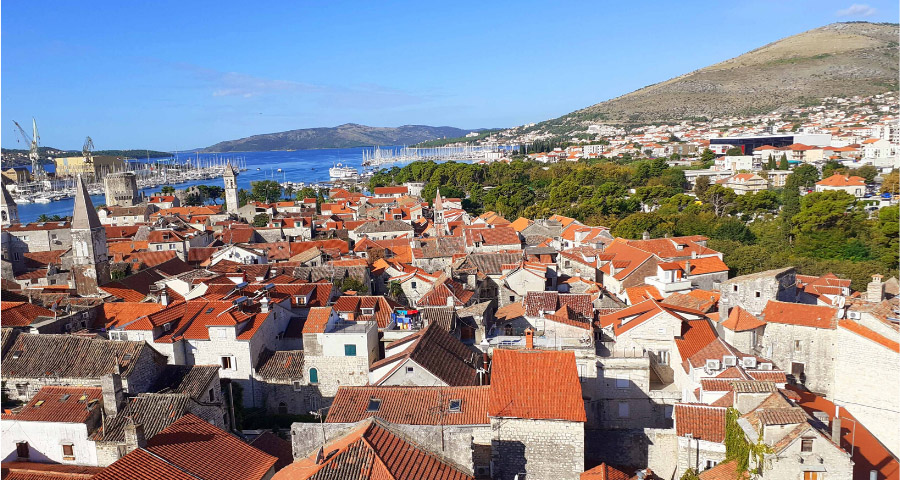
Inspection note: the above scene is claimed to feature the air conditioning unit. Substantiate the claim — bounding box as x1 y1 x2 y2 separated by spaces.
759 362 773 371
847 311 861 320
742 357 757 368
722 356 737 367
705 359 720 372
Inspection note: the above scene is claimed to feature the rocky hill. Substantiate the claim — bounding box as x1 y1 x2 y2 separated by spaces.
541 22 898 128
201 124 475 152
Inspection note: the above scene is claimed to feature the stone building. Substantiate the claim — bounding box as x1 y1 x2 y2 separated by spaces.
718 267 797 316
1 332 166 403
103 172 140 207
673 404 727 475
1 183 19 227
71 175 111 296
224 162 238 214
488 349 586 480
758 301 838 394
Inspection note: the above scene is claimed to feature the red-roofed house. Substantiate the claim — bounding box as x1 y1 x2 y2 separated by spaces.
815 173 867 198
673 404 728 474
1 386 103 465
759 300 838 394
489 348 586 480
94 414 276 480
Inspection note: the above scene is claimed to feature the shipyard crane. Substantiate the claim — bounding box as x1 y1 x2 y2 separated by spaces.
12 118 44 179
83 136 94 165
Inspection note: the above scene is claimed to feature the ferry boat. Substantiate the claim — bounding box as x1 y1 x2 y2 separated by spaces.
329 163 358 180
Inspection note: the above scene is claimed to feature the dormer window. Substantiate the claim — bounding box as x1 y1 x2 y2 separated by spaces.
361 308 374 315
367 397 381 412
449 399 461 412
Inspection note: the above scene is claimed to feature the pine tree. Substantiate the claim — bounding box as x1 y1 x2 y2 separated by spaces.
778 153 789 170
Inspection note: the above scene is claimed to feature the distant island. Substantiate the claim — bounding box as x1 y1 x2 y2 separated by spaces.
199 123 483 152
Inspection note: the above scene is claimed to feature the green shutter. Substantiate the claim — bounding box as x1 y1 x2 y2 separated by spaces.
344 344 357 356
309 368 318 384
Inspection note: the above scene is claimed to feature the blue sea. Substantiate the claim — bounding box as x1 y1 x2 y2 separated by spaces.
15 147 387 223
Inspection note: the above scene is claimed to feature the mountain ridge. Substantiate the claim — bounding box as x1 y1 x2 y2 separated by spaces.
200 123 479 152
531 22 898 130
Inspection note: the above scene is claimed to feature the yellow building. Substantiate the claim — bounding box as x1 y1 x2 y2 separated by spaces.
54 155 128 179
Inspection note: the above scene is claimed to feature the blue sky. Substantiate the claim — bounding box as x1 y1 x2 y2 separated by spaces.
2 1 897 151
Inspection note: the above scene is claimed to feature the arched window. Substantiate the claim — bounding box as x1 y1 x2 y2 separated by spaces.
309 367 319 384
278 402 288 415
504 323 514 336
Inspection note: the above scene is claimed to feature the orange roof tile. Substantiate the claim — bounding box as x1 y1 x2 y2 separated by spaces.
675 404 726 442
489 349 586 422
720 306 765 332
761 301 837 329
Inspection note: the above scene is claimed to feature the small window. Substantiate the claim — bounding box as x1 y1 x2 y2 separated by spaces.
509 296 515 302
156 245 163 251
618 401 630 418
616 378 629 389
754 291 761 298
208 389 215 402
15 384 27 396
406 366 415 374
59 394 71 402
117 444 128 459
367 397 381 412
801 438 814 452
733 285 738 292
62 444 75 460
704 460 718 470
794 340 802 353
16 442 29 459
449 399 461 412
411 281 417 289
278 402 288 415
292 380 303 391
309 368 319 384
344 344 357 356
221 356 233 370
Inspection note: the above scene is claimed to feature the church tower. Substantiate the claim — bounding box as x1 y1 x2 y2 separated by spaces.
1 183 19 227
72 175 111 295
433 188 447 236
224 162 238 213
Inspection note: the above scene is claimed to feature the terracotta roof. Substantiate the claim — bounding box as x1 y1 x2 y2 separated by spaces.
463 226 521 247
760 301 837 329
256 350 305 381
816 173 866 187
598 240 654 280
0 301 55 327
674 404 726 442
273 418 473 480
2 386 101 423
92 394 191 443
489 349 586 422
23 249 68 269
720 306 765 332
580 463 632 480
151 364 221 399
675 319 719 367
524 291 594 319
332 295 398 328
697 459 749 480
788 386 899 480
0 462 104 480
97 302 165 329
2 333 159 380
371 324 479 386
624 285 662 303
303 307 333 334
327 385 490 425
625 235 715 260
94 414 276 480
838 319 899 353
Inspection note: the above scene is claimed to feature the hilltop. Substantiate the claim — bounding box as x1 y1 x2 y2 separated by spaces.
200 124 477 152
535 22 898 130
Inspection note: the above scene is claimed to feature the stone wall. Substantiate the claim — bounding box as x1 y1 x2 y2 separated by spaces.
490 418 584 480
833 323 900 454
718 269 796 316
759 323 835 395
758 430 853 480
675 436 726 478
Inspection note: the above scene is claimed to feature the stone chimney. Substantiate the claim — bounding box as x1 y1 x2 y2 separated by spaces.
101 372 124 417
159 289 169 307
124 418 147 452
525 328 534 349
260 296 270 313
831 406 842 442
642 231 650 241
684 260 691 278
867 274 884 303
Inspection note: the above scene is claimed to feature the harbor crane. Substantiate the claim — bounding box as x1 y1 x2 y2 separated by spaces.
83 136 94 165
12 118 44 180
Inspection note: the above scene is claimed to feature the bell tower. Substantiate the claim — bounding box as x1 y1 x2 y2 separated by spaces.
72 175 111 295
224 162 239 213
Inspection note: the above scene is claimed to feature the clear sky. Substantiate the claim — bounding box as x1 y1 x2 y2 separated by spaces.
2 1 897 151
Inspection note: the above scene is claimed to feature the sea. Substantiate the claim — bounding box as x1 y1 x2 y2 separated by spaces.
14 147 385 223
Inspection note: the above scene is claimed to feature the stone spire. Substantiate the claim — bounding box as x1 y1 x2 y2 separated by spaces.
73 175 102 230
434 188 444 212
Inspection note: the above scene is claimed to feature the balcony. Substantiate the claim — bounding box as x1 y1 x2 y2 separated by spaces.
326 321 375 335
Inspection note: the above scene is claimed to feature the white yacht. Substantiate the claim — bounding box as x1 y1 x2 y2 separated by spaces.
329 163 358 180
